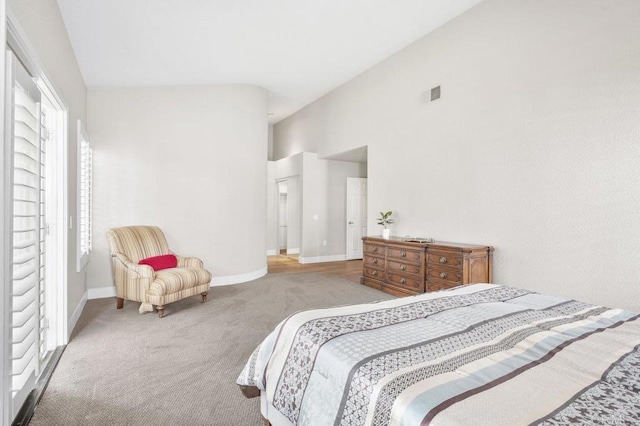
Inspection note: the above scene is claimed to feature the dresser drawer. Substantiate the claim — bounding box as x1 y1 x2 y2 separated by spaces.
387 260 421 275
381 284 418 297
364 256 385 268
387 247 422 263
427 282 459 292
364 267 385 281
427 251 462 269
364 243 386 256
387 273 423 291
427 267 461 285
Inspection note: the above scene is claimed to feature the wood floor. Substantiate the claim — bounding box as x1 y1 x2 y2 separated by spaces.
267 255 362 284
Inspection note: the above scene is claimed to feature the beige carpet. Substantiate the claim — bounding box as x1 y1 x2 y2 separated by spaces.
28 273 394 425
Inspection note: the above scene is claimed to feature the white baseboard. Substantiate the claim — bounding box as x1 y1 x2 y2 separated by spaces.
86 266 270 300
211 266 268 286
286 248 300 255
266 249 277 255
88 286 117 299
67 291 87 338
298 254 347 264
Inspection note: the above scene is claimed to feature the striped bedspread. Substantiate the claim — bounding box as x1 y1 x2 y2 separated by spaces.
237 284 640 425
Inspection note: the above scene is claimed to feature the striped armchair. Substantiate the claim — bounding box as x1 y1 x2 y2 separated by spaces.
107 226 212 317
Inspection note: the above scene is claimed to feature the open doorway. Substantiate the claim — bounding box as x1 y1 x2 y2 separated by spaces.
276 176 300 260
278 181 288 255
321 146 368 261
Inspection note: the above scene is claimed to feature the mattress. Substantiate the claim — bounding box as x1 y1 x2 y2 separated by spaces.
237 283 640 425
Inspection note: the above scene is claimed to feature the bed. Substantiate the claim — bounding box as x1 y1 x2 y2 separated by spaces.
237 283 640 425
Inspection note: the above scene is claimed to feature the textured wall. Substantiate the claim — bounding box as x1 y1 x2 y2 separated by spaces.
273 0 640 310
88 85 268 289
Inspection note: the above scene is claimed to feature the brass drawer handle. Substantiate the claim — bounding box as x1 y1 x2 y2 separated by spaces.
372 270 378 276
400 265 406 271
439 272 447 279
373 259 378 265
439 256 447 264
400 278 406 284
400 251 407 257
372 247 378 253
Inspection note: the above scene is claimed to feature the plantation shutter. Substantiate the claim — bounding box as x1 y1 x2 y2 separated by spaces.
38 98 49 363
6 51 43 416
77 122 92 271
79 139 91 255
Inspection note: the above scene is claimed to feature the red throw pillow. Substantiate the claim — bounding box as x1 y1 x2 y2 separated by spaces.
138 254 177 271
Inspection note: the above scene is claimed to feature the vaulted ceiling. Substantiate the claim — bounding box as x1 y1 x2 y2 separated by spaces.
56 0 482 122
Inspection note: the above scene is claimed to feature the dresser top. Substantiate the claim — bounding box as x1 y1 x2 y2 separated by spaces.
363 236 493 251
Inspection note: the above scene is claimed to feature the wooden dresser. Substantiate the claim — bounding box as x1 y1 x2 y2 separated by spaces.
361 236 493 297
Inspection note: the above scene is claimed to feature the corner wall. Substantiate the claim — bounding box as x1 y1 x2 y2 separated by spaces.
272 0 640 310
87 85 269 293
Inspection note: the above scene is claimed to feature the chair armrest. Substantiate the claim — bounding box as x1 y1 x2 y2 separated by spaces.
112 252 154 278
171 252 204 268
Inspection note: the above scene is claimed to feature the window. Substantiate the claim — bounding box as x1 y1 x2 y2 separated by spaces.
76 121 92 271
5 10 70 423
8 53 43 412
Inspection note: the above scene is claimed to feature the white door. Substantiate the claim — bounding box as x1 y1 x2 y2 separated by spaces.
346 177 367 260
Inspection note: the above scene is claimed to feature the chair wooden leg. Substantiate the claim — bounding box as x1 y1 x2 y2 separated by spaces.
262 417 271 426
201 291 208 303
116 298 124 309
157 306 165 318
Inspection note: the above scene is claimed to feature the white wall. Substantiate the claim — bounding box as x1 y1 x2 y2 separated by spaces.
273 0 640 310
8 0 89 331
87 85 269 291
300 153 324 261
